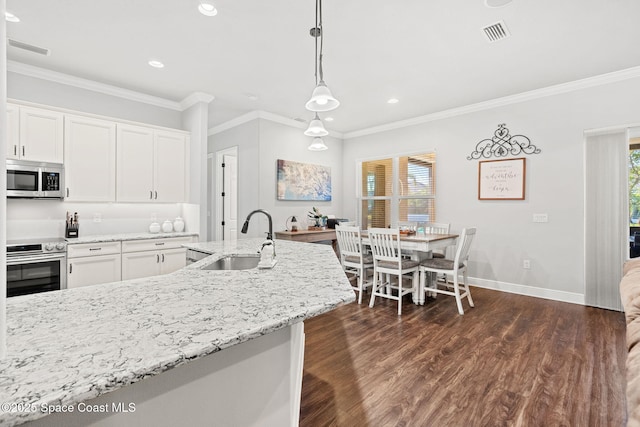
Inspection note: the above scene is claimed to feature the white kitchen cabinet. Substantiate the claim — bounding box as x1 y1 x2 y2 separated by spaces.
116 124 188 203
64 115 117 201
6 104 19 160
6 104 64 163
121 237 192 280
67 242 122 289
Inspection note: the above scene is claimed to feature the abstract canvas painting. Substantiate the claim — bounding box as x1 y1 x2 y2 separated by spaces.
277 159 332 201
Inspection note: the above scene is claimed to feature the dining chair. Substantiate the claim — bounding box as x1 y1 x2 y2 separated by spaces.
423 222 451 258
335 225 374 304
368 227 420 315
418 227 476 315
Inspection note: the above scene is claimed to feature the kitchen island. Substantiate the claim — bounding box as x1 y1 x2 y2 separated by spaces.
0 239 354 427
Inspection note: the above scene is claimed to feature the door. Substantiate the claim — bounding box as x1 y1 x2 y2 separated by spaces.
116 124 154 202
19 106 64 163
223 153 238 240
121 251 161 280
67 254 122 289
160 248 187 275
215 147 239 241
65 115 117 201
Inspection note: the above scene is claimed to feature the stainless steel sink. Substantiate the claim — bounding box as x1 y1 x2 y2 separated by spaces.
201 254 261 271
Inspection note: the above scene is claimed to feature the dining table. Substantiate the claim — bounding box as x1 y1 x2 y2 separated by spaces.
360 231 459 305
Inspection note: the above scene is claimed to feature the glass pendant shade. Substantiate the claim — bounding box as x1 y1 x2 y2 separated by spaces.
305 81 340 112
308 137 328 151
303 114 328 137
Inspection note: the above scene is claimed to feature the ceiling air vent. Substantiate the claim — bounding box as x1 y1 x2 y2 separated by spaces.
481 21 510 43
7 39 50 56
294 117 307 123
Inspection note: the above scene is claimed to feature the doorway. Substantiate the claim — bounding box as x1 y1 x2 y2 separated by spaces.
629 128 640 257
214 147 238 241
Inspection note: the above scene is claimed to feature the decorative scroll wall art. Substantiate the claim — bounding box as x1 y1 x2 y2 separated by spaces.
277 159 332 201
468 124 541 160
478 158 526 200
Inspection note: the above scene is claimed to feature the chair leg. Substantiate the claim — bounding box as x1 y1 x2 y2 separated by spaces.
453 274 464 315
369 270 379 308
464 268 474 308
397 274 402 316
357 269 363 304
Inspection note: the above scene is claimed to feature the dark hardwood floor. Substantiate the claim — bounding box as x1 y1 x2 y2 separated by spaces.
300 287 627 427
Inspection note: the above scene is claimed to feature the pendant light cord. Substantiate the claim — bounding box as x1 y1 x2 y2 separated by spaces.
318 0 324 83
313 0 319 86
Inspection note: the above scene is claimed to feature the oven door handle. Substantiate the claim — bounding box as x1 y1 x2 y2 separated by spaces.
6 254 66 265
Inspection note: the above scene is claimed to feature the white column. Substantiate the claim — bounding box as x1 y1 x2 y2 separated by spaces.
181 93 213 239
1 0 7 359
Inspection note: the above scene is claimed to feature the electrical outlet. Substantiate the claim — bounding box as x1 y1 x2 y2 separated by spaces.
533 213 548 223
93 213 102 223
523 259 531 269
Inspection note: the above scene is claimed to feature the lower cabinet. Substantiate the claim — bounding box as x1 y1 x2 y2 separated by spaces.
67 242 122 289
121 237 192 281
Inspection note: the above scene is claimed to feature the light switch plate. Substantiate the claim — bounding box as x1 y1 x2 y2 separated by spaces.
533 213 548 223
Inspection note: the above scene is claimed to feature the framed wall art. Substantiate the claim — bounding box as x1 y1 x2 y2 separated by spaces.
277 159 332 201
478 157 526 200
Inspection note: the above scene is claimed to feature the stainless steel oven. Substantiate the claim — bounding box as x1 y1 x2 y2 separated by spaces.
6 238 67 297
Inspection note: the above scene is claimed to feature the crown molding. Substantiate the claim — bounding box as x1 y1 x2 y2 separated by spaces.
8 60 184 111
343 66 640 139
180 91 215 110
208 110 344 138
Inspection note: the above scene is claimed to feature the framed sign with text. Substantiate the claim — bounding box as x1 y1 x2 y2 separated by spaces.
478 158 526 200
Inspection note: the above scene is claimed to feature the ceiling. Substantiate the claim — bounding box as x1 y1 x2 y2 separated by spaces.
5 0 640 135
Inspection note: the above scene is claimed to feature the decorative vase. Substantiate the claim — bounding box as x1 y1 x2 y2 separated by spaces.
162 220 173 233
149 222 161 233
173 217 185 232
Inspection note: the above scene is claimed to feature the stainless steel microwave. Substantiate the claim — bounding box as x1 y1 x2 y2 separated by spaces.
6 159 64 199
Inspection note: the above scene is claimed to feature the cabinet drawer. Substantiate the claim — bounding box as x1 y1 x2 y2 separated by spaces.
121 236 193 253
67 241 121 258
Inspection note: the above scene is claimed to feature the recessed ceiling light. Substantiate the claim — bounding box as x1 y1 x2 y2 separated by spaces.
198 2 218 16
484 0 513 7
148 60 165 69
387 98 399 104
5 12 20 23
324 117 334 122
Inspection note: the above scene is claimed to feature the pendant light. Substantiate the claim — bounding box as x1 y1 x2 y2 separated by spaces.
305 0 340 112
308 137 328 151
304 113 328 137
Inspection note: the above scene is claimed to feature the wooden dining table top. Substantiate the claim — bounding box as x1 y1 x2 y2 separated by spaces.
360 231 458 243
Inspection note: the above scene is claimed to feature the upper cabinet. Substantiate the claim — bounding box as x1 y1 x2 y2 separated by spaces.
117 124 188 203
64 115 117 202
7 104 64 163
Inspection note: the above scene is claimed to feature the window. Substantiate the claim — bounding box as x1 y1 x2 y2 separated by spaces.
359 153 436 229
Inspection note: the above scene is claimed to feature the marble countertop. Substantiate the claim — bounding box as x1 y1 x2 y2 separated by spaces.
66 231 199 244
0 239 354 426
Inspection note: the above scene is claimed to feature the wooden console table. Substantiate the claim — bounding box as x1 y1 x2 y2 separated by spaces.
274 229 337 253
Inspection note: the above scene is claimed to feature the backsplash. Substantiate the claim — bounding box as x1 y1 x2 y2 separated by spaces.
7 199 196 240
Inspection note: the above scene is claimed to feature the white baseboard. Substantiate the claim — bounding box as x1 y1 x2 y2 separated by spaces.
467 276 585 306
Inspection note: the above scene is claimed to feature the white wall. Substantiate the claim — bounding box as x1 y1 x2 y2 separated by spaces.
209 118 344 241
1 0 8 359
343 77 640 302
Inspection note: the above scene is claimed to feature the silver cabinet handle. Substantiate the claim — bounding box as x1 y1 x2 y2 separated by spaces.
89 247 102 251
22 146 25 157
154 191 158 200
66 188 69 197
69 264 73 274
157 254 160 263
13 145 16 155
155 242 165 246
150 190 153 199
161 254 165 262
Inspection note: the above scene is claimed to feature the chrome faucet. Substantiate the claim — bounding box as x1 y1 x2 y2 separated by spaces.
241 209 276 257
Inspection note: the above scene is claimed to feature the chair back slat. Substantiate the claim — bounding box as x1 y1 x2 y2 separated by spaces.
424 222 450 234
368 228 402 264
335 225 363 259
454 227 477 266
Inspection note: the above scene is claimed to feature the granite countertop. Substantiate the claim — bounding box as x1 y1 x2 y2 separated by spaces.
0 238 354 426
66 231 199 244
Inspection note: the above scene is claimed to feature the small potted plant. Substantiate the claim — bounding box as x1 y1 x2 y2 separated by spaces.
308 207 327 229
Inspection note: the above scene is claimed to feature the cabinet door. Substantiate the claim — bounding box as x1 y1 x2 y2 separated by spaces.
64 115 116 201
154 130 187 202
160 248 187 275
19 106 64 163
6 104 19 160
121 251 161 280
67 254 122 289
117 124 154 202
